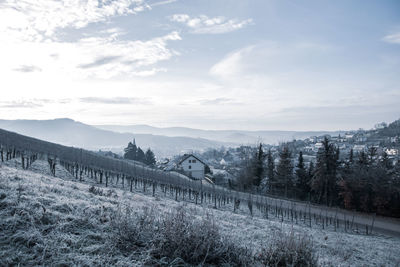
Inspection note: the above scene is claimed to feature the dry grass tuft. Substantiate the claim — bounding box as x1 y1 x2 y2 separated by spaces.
256 230 318 267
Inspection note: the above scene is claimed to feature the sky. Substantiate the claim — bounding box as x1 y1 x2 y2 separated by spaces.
0 0 399 131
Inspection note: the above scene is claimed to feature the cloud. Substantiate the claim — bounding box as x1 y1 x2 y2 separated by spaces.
170 14 190 23
0 101 43 109
0 1 182 79
198 97 242 105
383 33 400 44
130 68 167 76
0 98 70 108
149 0 177 7
79 97 152 105
78 56 122 69
0 0 149 41
1 30 181 79
72 31 180 77
169 14 252 34
13 65 42 73
210 42 334 79
210 46 254 77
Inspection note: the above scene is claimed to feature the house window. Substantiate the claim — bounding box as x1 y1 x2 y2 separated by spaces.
188 160 191 163
189 165 191 169
192 159 196 163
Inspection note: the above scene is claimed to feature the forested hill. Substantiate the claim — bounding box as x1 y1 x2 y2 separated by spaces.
374 119 400 138
0 119 232 157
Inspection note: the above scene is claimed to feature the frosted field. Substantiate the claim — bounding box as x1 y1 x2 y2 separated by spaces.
0 159 399 266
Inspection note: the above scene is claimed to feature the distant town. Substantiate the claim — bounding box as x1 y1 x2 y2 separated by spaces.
158 119 400 189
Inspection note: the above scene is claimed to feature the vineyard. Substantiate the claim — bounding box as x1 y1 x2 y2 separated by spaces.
1 128 399 237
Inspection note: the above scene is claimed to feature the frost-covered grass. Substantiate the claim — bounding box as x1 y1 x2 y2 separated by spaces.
0 162 256 266
0 160 399 266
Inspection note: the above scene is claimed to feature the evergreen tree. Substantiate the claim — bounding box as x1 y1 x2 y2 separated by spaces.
144 148 156 166
308 161 314 177
307 161 314 200
275 146 293 198
349 148 354 163
267 149 275 193
132 139 138 159
252 143 265 187
338 148 400 215
357 151 368 166
123 140 137 160
137 147 145 163
368 146 378 165
296 151 309 200
311 137 339 206
381 152 392 170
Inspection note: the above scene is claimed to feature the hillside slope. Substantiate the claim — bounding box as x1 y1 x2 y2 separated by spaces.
0 160 399 266
374 119 400 138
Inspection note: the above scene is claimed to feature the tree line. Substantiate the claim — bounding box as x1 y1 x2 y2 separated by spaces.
237 138 400 217
123 139 156 166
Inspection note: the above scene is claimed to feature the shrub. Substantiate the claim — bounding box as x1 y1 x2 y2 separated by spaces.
152 206 252 266
88 185 104 196
105 189 117 198
256 230 318 267
110 205 253 266
110 205 157 253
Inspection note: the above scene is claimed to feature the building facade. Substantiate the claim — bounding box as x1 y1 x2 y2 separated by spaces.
178 154 206 180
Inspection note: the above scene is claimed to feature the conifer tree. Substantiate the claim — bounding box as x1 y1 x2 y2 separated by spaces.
307 161 314 200
381 152 392 170
276 146 293 198
252 143 265 187
296 151 309 200
136 147 145 163
267 149 275 193
123 140 137 160
349 148 354 163
144 148 156 166
311 137 339 206
368 146 378 165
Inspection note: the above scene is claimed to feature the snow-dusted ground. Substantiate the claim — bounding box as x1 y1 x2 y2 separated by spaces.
1 159 400 266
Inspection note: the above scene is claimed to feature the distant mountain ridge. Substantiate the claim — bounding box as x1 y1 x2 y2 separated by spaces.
95 124 346 145
0 118 349 157
0 119 232 157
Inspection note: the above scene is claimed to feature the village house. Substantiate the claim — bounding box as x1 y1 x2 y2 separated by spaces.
386 148 399 156
353 144 367 153
313 142 324 152
356 136 367 143
345 133 355 140
177 154 207 180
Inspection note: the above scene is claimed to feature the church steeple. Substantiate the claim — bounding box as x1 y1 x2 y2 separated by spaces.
133 138 136 146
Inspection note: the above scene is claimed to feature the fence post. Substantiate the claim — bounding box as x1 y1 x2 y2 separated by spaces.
370 213 376 235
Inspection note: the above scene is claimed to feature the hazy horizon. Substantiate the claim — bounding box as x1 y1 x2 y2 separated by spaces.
1 0 399 131
0 117 365 133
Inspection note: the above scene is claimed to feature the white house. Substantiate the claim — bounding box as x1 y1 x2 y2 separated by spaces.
353 145 366 153
356 136 367 143
177 154 206 180
386 148 399 156
313 142 324 152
